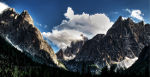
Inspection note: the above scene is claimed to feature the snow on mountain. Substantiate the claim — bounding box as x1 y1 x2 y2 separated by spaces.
5 35 23 52
63 55 76 60
113 57 138 71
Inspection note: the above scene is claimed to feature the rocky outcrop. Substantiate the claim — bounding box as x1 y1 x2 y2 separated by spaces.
0 8 61 67
57 34 88 60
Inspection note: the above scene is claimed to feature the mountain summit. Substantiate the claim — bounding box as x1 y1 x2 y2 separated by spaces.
76 16 150 61
0 8 63 67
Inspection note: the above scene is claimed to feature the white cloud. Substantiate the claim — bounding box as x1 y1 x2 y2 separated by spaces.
42 29 83 49
0 2 9 14
64 7 74 19
125 9 144 21
131 10 144 20
42 7 113 49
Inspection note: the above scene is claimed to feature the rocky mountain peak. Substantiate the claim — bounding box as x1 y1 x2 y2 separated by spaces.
112 16 135 29
126 17 134 26
8 8 15 12
126 17 132 22
18 10 34 25
73 16 149 69
138 21 144 26
61 17 150 74
117 16 123 21
110 16 124 29
57 34 88 60
117 16 123 22
56 49 64 60
4 8 15 13
0 8 65 68
80 34 88 41
0 8 17 20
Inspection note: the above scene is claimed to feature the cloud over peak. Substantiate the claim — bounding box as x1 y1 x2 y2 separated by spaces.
58 7 113 35
42 7 113 49
125 9 144 21
0 2 9 14
42 29 83 49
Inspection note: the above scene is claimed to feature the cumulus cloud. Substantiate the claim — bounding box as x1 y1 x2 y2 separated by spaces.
125 9 144 21
42 29 83 49
0 2 9 14
131 10 144 20
64 7 74 19
42 7 113 49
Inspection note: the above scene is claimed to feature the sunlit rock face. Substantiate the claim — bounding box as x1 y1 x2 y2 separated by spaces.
0 8 61 67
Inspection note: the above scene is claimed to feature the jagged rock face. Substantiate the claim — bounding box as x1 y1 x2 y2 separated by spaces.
0 8 59 66
75 34 105 61
57 35 88 60
76 16 150 63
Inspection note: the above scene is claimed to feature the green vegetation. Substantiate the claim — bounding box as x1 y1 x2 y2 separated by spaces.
89 64 99 69
57 60 68 70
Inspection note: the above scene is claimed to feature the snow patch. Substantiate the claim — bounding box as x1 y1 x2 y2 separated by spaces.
5 36 23 52
114 57 138 71
122 17 128 20
64 54 76 60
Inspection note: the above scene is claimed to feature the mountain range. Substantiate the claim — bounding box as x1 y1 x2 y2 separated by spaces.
0 8 149 76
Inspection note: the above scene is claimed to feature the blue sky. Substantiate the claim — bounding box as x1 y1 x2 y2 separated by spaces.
1 0 150 52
